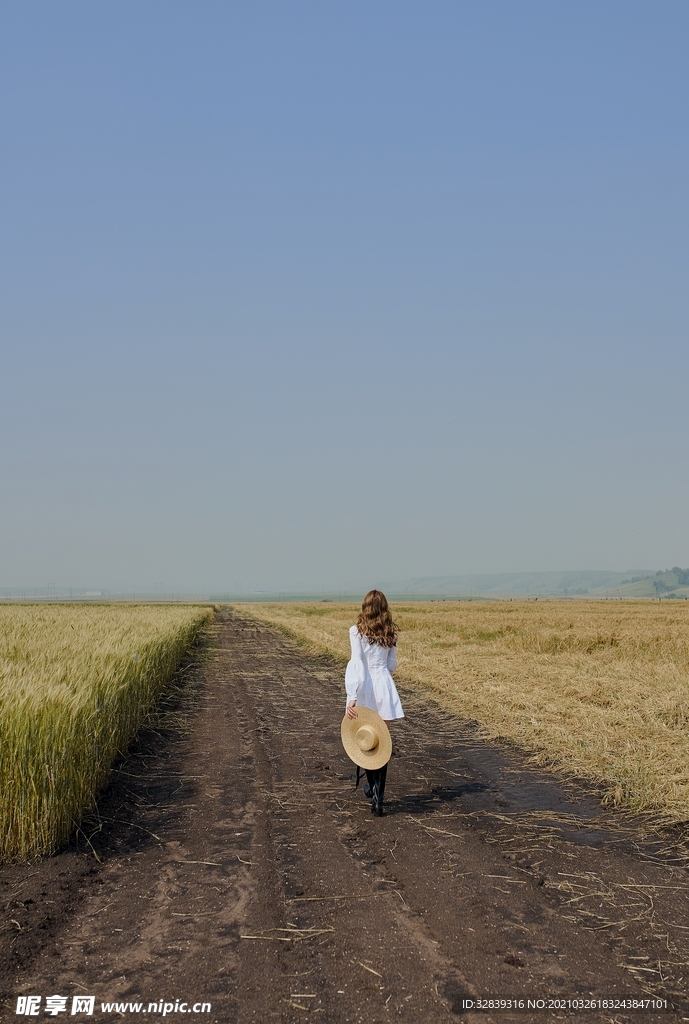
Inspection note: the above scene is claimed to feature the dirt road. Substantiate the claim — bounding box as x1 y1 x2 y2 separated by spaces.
2 610 688 1023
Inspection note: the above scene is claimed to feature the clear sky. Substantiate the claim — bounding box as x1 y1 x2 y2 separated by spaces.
2 1 688 593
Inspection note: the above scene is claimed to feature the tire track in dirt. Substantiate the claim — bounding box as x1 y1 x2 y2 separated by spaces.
2 610 688 1023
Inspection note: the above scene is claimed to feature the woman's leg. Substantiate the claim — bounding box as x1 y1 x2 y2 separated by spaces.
370 768 382 815
365 723 394 813
373 720 394 812
370 763 389 816
378 762 388 803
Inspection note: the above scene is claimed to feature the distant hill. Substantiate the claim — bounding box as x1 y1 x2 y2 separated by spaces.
610 568 689 600
380 569 689 598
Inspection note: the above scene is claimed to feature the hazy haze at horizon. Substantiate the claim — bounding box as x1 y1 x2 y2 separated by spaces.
2 2 688 592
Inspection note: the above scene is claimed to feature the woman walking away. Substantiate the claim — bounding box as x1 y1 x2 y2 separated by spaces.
344 590 403 815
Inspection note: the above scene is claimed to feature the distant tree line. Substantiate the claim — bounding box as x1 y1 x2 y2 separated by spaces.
652 567 689 595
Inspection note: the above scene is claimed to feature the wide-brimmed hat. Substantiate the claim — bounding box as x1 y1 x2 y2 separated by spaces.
341 706 392 770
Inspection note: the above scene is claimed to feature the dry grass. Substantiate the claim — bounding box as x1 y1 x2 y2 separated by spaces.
242 601 689 823
0 603 214 861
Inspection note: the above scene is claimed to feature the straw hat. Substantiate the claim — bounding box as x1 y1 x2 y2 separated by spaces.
341 706 392 770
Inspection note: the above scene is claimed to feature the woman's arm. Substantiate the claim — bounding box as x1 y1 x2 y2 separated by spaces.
387 643 398 671
345 627 365 716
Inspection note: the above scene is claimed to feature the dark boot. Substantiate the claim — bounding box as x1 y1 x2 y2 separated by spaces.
364 769 375 799
378 763 388 803
371 765 386 816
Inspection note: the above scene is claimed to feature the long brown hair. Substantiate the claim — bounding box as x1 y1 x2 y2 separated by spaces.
357 590 398 648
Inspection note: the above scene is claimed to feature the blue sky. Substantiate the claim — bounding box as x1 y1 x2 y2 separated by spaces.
2 2 688 592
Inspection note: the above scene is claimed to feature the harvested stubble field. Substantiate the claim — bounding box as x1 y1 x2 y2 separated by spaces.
242 600 689 823
0 603 213 862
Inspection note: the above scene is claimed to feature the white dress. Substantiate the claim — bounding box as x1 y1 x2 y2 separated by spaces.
344 625 404 721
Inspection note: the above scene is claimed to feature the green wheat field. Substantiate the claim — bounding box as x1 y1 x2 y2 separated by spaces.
0 604 213 862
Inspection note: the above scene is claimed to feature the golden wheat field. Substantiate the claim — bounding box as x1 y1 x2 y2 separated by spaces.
0 604 213 862
243 600 689 824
